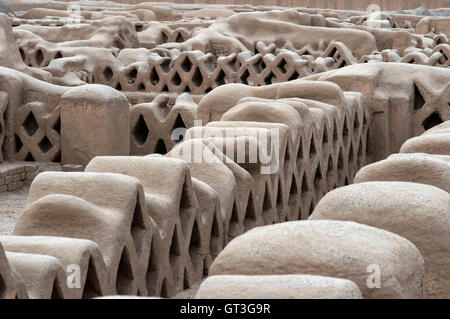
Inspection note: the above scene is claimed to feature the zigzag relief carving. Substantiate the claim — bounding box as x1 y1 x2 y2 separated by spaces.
308 63 450 161
0 235 108 298
0 0 449 300
0 243 28 298
84 156 209 296
12 7 450 93
13 172 153 296
130 94 196 155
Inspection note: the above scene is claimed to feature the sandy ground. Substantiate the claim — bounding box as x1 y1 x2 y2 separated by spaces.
0 187 28 235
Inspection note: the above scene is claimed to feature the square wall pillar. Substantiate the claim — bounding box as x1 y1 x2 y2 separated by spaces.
60 85 130 166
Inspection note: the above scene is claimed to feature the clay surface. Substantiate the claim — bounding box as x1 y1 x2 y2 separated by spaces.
0 0 448 300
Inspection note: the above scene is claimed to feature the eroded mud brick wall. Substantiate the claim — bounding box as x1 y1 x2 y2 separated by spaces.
1 0 450 300
93 0 450 11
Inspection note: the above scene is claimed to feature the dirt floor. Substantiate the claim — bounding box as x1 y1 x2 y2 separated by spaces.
0 187 28 235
